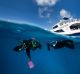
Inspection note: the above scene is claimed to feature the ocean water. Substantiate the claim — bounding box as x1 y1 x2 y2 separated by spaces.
0 20 80 74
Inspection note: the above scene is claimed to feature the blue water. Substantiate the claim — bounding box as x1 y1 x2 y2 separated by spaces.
0 20 80 74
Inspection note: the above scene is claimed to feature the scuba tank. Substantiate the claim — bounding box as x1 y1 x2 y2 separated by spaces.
31 40 38 48
31 40 41 49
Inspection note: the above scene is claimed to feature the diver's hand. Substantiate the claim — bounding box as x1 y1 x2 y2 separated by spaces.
28 60 34 69
38 43 42 49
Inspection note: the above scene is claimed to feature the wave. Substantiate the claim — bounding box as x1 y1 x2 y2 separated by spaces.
0 20 80 43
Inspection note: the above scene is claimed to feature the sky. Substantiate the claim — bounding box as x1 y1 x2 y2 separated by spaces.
0 0 80 29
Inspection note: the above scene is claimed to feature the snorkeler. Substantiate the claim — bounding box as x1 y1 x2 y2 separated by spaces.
14 38 41 69
47 40 75 51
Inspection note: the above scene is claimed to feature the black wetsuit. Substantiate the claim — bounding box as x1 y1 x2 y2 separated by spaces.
47 40 75 51
14 39 41 60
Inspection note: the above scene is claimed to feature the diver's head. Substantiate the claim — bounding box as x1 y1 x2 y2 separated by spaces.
51 41 57 47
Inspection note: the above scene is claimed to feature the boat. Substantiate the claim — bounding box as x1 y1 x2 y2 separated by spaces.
50 17 80 36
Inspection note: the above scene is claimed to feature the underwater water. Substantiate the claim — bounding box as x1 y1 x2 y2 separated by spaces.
0 20 80 74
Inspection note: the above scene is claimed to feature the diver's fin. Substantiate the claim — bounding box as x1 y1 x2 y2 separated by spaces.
28 60 34 69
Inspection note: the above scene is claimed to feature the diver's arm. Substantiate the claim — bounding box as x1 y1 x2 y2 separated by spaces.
38 43 42 49
47 43 50 51
14 45 23 52
26 48 31 60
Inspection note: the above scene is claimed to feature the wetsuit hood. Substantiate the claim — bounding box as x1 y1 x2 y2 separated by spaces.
51 41 57 47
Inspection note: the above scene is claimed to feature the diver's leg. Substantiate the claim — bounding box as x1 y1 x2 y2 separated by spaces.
64 40 75 49
26 48 34 69
26 48 31 60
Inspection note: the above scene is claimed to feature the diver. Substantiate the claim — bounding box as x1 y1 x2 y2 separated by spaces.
47 40 75 51
14 38 41 69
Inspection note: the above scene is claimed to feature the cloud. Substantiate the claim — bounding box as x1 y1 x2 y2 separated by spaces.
34 0 58 25
34 0 58 18
60 9 71 18
38 7 52 18
35 0 58 6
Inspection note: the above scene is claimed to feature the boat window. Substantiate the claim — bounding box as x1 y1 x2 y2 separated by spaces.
54 29 64 32
60 22 63 26
53 25 58 29
70 23 80 30
63 17 69 20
